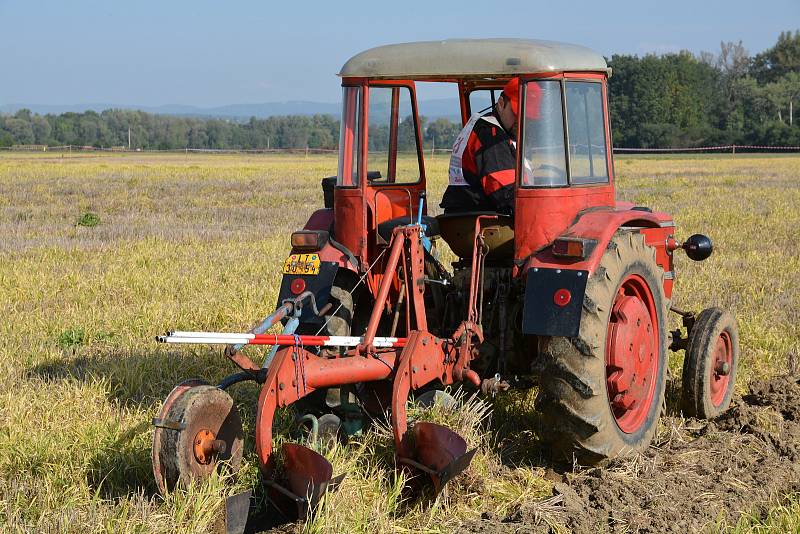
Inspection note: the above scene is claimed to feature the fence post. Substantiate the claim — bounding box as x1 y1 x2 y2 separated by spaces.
732 145 736 158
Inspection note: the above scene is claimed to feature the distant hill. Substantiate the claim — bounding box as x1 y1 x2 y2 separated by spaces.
0 99 461 121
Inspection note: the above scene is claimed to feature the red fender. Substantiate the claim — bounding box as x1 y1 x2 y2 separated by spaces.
524 203 676 299
526 205 672 271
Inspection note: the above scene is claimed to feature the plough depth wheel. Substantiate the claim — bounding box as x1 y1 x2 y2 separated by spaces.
153 384 244 492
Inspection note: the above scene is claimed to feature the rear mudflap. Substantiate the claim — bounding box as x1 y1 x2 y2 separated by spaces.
276 261 338 324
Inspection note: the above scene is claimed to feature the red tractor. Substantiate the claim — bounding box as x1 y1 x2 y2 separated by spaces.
152 39 739 527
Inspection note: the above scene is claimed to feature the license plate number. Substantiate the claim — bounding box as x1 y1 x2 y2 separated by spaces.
282 253 320 275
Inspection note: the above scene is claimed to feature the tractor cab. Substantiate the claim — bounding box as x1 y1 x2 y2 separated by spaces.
332 39 615 266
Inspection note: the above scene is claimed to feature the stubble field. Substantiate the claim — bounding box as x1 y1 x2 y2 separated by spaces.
0 151 798 533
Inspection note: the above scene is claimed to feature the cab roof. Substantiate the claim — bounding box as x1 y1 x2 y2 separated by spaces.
338 39 609 79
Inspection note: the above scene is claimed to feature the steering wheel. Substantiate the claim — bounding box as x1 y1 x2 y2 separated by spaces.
534 163 567 180
522 159 567 185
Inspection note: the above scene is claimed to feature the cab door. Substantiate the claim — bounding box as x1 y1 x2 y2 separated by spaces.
362 81 427 249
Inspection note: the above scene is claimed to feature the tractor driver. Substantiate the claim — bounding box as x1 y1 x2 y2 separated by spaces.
440 77 522 216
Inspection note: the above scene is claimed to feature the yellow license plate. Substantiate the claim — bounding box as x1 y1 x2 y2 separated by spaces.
282 253 321 275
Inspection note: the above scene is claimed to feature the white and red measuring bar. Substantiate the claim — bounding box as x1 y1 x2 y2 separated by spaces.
157 331 407 349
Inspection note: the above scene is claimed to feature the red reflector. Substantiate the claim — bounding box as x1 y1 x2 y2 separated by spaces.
290 278 306 295
553 288 571 307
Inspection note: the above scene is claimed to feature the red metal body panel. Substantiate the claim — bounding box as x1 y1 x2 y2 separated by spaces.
302 208 334 232
513 72 617 263
334 187 367 265
640 226 676 298
514 185 615 262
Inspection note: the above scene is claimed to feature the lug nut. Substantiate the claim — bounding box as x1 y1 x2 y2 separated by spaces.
715 361 730 376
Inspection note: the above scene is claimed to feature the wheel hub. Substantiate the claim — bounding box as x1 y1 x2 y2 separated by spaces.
193 428 227 465
606 276 659 433
709 331 733 406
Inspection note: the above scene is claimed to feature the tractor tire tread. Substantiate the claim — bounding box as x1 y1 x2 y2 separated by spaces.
536 353 599 398
536 232 669 464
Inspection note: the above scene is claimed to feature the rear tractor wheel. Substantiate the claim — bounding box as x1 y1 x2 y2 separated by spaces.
536 232 669 463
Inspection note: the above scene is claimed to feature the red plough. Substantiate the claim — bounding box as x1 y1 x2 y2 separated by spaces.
154 226 480 529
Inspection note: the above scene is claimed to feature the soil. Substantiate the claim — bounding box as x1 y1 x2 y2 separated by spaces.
463 374 800 533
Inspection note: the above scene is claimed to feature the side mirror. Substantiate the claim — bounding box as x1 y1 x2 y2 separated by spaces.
682 234 713 261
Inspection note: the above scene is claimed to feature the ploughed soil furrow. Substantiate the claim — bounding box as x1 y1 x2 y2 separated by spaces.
463 375 800 533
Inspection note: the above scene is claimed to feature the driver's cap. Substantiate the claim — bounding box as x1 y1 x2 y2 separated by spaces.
501 78 520 115
525 82 542 120
502 78 541 120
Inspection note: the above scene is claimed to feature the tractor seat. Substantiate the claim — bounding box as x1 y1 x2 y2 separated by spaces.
377 215 441 242
436 211 514 259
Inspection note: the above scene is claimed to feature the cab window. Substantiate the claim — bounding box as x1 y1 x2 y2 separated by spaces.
565 81 609 184
467 89 498 116
367 86 421 184
337 86 361 187
521 80 568 187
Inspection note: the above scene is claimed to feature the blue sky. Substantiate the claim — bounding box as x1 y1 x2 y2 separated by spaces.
0 0 797 106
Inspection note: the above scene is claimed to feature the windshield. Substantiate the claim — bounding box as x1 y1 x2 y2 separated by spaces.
521 80 568 187
367 86 421 184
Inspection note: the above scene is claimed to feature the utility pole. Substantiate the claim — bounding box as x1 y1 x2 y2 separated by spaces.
128 127 131 150
790 100 793 127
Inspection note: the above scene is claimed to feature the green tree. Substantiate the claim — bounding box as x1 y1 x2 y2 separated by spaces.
752 30 800 84
5 118 35 144
425 118 461 150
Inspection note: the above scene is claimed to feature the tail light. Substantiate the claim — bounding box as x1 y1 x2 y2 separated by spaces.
552 237 596 259
291 230 329 251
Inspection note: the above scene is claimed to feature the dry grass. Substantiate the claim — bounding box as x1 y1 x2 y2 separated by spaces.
0 151 798 532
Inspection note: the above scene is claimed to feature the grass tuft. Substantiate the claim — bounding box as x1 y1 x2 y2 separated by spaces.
57 328 86 349
76 211 101 227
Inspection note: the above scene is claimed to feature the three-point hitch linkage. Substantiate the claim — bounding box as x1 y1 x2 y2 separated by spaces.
153 220 493 529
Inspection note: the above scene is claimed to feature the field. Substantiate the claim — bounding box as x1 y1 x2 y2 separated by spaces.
0 151 799 533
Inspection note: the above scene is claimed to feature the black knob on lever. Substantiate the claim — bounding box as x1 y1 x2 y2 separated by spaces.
682 234 713 261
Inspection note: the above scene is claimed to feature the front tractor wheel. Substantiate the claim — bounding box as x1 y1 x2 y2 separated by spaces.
681 307 739 418
536 232 668 464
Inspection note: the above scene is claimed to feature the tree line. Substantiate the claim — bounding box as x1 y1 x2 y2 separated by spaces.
0 111 341 150
609 31 800 147
1 31 798 150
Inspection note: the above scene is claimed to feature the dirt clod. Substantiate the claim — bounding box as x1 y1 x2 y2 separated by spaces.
462 375 800 533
